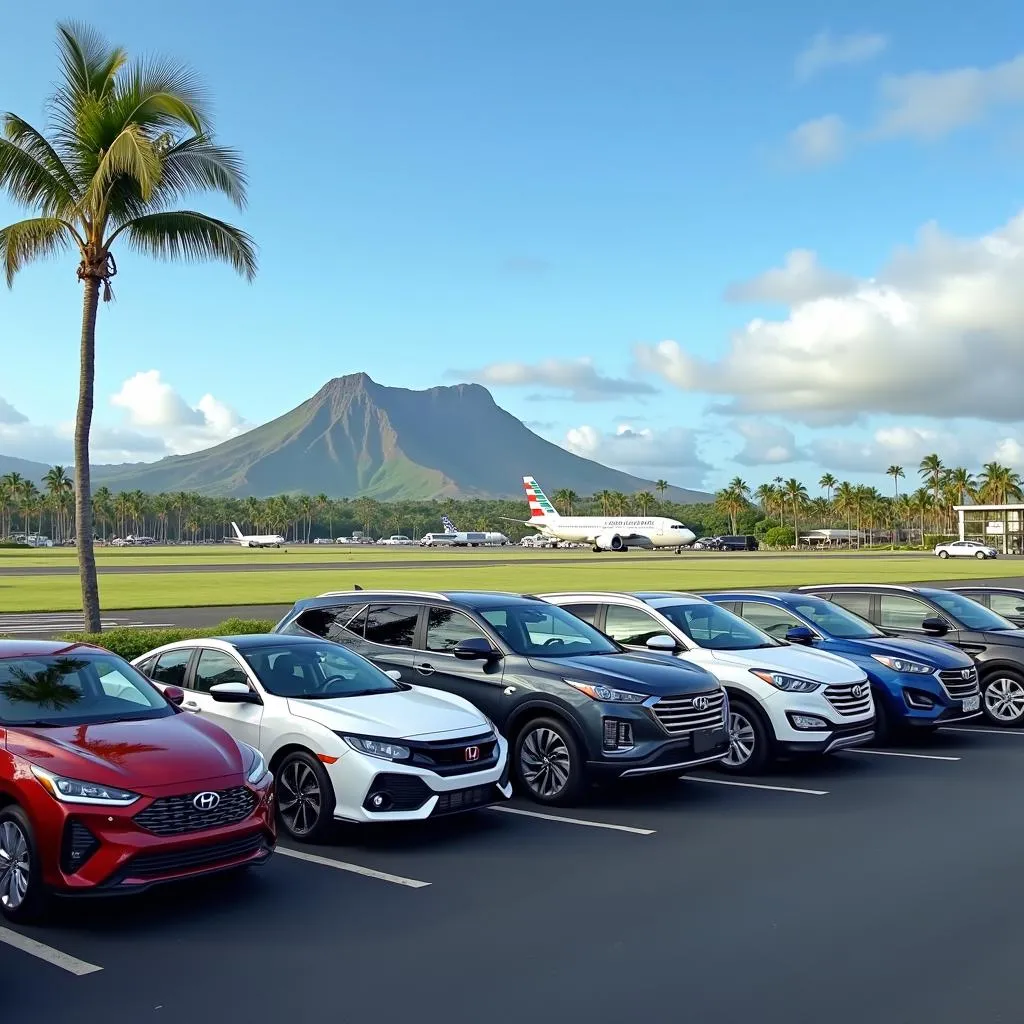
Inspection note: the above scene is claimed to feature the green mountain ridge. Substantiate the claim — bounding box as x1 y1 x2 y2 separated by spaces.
5 374 712 502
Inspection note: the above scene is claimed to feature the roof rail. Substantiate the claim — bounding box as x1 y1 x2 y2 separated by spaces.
316 589 450 600
793 583 915 593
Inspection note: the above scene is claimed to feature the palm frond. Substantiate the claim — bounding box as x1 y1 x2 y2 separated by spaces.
2 115 81 204
155 135 247 207
0 218 74 287
109 57 210 135
55 21 126 99
113 210 257 280
83 123 162 211
0 136 78 215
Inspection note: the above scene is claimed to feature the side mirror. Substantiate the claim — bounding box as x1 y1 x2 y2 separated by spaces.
384 669 402 681
453 637 500 660
645 634 679 652
921 617 949 636
785 626 816 646
209 681 262 704
163 685 185 707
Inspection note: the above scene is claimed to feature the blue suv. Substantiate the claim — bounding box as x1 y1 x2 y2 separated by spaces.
703 591 982 739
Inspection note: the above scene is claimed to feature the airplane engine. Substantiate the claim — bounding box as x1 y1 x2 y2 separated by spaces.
593 532 625 552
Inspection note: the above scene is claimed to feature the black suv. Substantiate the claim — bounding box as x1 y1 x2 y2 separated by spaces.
273 590 729 804
950 587 1024 628
700 535 759 551
795 584 1024 727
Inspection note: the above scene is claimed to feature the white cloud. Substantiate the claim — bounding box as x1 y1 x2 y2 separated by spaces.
787 115 848 166
725 249 858 305
634 208 1024 424
795 30 888 82
447 358 657 402
563 423 710 476
0 398 28 425
732 421 807 466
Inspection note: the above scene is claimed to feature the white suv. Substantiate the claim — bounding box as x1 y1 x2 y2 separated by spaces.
935 540 997 559
541 592 875 773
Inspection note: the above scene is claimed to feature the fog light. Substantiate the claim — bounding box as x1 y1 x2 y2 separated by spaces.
369 792 391 810
602 718 634 751
790 714 828 731
904 690 934 709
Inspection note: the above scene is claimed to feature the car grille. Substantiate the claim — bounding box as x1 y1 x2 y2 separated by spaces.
650 690 726 735
114 833 268 882
406 732 499 777
363 773 432 812
133 786 257 836
824 683 873 717
937 668 981 700
432 785 500 816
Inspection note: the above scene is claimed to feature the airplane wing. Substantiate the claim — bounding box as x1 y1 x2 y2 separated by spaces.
582 532 644 543
499 517 538 528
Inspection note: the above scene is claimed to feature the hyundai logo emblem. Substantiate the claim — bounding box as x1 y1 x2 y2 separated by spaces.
193 791 220 811
693 696 710 711
464 746 480 762
962 669 972 679
851 684 865 699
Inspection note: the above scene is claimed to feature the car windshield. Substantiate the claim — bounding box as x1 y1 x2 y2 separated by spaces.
241 643 401 698
0 651 174 727
790 597 884 639
928 591 1017 632
480 604 621 658
657 602 782 650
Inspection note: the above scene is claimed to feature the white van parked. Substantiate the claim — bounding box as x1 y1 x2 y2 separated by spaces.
540 591 875 773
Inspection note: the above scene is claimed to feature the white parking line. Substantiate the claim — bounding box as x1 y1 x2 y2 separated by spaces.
942 726 1024 737
0 927 102 975
488 805 655 835
682 776 829 796
276 847 431 887
846 748 960 762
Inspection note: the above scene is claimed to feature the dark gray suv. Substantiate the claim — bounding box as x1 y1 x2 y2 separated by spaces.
273 590 729 805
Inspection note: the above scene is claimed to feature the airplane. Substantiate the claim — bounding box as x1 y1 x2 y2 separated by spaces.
227 521 286 548
509 476 697 553
439 514 509 546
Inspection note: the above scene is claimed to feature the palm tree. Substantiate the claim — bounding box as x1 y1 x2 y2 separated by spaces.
947 467 976 506
919 454 944 530
0 23 256 630
783 478 809 547
654 479 668 501
634 491 654 515
887 465 904 498
818 473 837 501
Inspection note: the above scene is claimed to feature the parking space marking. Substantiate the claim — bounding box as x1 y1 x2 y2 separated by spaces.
941 726 1024 737
276 847 431 887
488 805 655 835
682 776 828 796
847 749 960 762
0 927 102 975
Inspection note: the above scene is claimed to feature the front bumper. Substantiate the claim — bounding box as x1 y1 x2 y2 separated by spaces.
777 720 876 755
586 729 730 779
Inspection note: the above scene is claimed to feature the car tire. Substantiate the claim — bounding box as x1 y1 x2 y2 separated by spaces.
939 550 949 559
274 751 336 843
0 805 48 924
981 670 1024 727
976 551 986 560
513 716 585 805
719 697 773 774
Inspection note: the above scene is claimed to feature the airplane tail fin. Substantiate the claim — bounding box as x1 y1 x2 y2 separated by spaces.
231 522 244 539
441 515 458 534
523 476 558 519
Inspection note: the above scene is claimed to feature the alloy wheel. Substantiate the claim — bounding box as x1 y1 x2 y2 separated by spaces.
724 710 756 767
984 678 1024 723
277 760 323 837
520 727 571 799
0 820 30 912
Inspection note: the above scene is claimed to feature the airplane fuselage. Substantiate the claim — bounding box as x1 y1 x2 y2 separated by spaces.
532 515 696 550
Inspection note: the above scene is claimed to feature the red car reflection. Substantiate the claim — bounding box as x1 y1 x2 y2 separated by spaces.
0 640 275 922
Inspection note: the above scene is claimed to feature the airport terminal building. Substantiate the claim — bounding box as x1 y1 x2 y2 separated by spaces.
955 503 1024 554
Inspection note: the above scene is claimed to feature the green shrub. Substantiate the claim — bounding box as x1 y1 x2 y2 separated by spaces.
57 618 276 661
0 540 29 548
923 534 958 549
764 526 796 548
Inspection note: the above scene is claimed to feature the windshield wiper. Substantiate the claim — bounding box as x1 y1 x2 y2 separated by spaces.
4 720 59 728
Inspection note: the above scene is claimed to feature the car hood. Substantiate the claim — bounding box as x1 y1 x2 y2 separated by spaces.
705 645 866 682
526 652 719 695
6 713 246 789
834 635 973 667
286 686 489 740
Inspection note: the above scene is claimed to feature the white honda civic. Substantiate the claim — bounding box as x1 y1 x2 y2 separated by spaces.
133 633 511 842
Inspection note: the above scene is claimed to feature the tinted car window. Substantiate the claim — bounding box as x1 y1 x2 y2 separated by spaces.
790 597 882 639
480 603 619 657
425 608 488 652
827 592 874 621
929 590 1015 631
604 605 664 646
739 602 804 640
657 602 780 650
150 649 192 687
193 649 250 693
987 593 1024 618
296 605 366 644
241 643 401 699
559 603 599 625
879 595 933 630
363 604 419 647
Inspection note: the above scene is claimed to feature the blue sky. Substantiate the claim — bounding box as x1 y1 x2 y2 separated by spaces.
3 0 1024 495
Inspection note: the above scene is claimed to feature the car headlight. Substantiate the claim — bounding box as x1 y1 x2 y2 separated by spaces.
749 669 821 693
30 765 140 806
564 679 648 703
342 736 412 761
871 655 933 675
239 743 269 783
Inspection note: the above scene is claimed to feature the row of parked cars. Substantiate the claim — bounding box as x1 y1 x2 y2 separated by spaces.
3 582 1023 923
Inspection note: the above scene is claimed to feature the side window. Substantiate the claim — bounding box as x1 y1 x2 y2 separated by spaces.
987 593 1024 617
829 592 874 621
150 649 192 688
740 602 804 641
297 605 366 644
878 595 934 630
560 603 599 625
425 608 487 652
604 605 663 646
364 604 419 647
193 649 250 693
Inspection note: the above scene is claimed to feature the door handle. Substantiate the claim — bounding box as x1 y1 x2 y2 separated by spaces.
182 700 201 711
415 663 435 675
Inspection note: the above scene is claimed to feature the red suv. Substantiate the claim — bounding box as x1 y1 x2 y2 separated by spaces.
0 640 276 922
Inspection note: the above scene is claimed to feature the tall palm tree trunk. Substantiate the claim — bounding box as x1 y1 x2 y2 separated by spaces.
75 278 101 633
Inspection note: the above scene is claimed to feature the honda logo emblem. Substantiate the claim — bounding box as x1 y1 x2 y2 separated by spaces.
193 791 220 811
464 746 480 762
693 696 710 711
962 669 972 678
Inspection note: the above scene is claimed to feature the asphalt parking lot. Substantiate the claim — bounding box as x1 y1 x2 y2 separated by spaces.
5 722 1024 1024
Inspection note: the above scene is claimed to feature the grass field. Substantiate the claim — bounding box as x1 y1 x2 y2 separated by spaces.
2 552 1022 613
